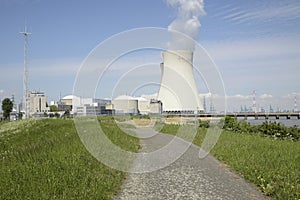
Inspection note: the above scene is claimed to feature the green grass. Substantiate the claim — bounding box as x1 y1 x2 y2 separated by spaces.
0 118 139 199
161 124 300 200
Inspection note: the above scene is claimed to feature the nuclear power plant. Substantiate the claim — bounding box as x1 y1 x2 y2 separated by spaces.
157 50 203 114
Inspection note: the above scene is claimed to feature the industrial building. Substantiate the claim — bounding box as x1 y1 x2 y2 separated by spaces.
29 90 50 117
56 94 162 116
111 95 162 115
70 96 112 116
136 97 150 115
111 95 139 115
149 99 163 114
61 95 79 106
157 50 203 114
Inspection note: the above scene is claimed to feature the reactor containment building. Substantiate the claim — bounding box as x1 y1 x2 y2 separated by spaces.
157 50 203 114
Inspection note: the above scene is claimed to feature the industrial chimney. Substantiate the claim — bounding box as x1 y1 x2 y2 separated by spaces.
157 50 203 114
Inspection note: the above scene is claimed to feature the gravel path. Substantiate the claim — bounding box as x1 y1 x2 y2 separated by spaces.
116 128 265 200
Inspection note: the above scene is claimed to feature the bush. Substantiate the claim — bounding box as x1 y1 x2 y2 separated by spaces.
223 116 240 132
198 119 210 128
257 121 299 140
222 116 300 141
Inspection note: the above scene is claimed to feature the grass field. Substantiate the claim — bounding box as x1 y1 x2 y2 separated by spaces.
161 124 300 200
0 118 139 199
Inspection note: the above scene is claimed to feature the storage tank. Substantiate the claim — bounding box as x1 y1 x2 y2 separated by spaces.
157 50 203 113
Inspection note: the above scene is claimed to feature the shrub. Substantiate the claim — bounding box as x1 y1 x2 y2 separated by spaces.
198 119 210 128
222 116 299 141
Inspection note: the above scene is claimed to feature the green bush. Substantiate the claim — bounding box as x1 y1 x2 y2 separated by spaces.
223 116 300 141
257 121 300 140
198 119 210 128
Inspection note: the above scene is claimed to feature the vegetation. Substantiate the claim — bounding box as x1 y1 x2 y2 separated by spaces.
198 119 210 128
130 115 151 120
0 118 139 199
222 116 300 141
54 112 60 118
49 105 59 112
1 98 13 120
160 118 300 199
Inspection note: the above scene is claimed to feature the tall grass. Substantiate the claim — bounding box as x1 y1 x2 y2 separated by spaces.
0 118 139 199
161 123 300 199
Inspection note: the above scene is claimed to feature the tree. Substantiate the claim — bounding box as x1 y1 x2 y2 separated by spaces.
54 112 60 118
50 105 59 112
2 98 13 120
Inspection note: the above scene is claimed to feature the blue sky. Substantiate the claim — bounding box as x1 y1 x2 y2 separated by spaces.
0 0 299 112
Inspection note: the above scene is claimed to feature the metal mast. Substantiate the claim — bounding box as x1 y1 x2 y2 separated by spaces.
294 95 297 112
252 90 257 113
20 25 31 119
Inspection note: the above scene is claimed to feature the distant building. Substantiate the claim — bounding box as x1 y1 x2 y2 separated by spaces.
112 95 162 115
112 95 139 115
136 97 150 115
29 90 50 117
72 97 112 116
149 99 162 114
68 94 162 116
61 95 79 107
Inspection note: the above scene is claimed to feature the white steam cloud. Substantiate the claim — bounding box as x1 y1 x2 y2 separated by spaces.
166 0 205 50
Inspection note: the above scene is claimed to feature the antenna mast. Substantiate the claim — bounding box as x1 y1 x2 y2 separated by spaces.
294 95 297 112
20 25 32 119
252 90 257 113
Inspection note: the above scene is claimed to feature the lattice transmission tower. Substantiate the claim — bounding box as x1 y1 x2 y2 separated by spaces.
20 25 31 119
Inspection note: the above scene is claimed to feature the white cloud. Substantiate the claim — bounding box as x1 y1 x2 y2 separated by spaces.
203 36 300 64
220 1 300 24
201 35 300 97
227 94 251 100
260 94 273 99
284 92 300 98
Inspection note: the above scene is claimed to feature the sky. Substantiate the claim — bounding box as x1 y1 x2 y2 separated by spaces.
0 0 299 112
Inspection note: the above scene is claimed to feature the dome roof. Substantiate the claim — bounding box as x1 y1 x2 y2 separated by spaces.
62 95 79 100
114 95 136 100
135 97 148 101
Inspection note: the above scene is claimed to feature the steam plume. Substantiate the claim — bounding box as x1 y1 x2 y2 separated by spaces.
166 0 205 50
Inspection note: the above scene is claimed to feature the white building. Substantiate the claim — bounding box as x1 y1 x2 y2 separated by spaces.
61 95 80 107
29 90 50 117
136 97 150 115
111 95 162 115
71 96 111 116
149 99 162 114
112 95 139 115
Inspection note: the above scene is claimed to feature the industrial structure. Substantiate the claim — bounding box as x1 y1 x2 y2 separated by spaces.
74 97 112 116
19 26 31 119
111 95 139 115
252 90 257 113
157 50 203 114
109 95 162 116
29 90 50 117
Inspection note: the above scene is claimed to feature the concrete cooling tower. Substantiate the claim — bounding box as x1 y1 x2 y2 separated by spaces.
157 50 203 114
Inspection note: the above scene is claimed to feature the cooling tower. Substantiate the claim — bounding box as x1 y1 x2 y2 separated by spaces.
157 50 203 113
